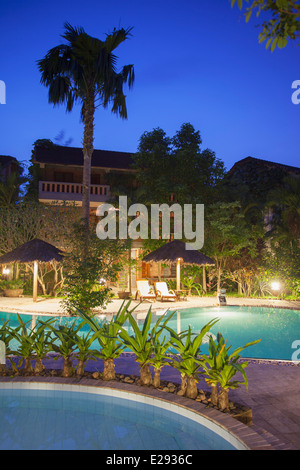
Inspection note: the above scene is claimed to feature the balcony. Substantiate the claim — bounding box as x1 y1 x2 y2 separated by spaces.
39 181 110 207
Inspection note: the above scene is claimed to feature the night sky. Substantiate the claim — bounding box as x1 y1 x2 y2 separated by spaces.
1 0 299 172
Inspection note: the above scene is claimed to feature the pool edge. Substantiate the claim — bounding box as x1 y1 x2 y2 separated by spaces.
0 375 281 451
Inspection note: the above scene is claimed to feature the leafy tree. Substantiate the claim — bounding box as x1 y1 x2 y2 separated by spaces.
38 22 135 230
61 223 125 314
24 139 56 202
231 0 300 50
205 201 259 291
171 124 225 204
133 127 173 204
0 162 26 206
266 175 300 252
132 123 225 206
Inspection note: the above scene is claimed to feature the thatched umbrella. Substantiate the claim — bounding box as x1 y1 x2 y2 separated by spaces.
142 240 214 291
0 239 64 302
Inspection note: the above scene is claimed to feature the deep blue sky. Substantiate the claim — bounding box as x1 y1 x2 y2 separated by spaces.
0 0 299 172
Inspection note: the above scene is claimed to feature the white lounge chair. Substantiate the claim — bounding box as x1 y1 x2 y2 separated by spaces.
154 282 176 302
135 280 156 301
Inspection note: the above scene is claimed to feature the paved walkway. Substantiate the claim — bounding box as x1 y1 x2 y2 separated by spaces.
0 294 299 316
1 295 300 449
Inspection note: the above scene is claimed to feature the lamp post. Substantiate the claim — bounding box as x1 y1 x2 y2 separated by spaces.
33 261 38 302
176 258 182 291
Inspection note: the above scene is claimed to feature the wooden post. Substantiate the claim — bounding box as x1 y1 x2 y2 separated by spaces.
176 258 181 291
203 265 207 293
33 261 38 302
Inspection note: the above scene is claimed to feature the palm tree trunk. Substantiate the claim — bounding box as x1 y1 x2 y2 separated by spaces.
24 357 33 374
186 376 198 399
153 368 161 388
210 384 218 406
180 373 187 395
76 359 85 376
218 386 229 411
34 358 45 375
102 358 116 381
140 363 152 385
82 91 95 231
62 356 73 377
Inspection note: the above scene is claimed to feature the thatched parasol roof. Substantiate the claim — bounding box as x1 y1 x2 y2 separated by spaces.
142 240 214 266
0 238 64 264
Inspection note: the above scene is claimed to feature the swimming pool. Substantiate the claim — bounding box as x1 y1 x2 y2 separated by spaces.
172 306 300 361
0 383 246 450
1 305 300 360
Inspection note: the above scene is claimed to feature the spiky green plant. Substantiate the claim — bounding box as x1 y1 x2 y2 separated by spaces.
47 320 82 377
148 310 176 388
73 329 98 376
30 319 56 374
76 300 135 380
0 319 16 373
201 332 261 410
118 306 154 385
165 318 219 398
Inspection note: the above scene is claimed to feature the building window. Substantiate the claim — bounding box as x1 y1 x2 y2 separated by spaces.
91 174 101 185
54 172 73 183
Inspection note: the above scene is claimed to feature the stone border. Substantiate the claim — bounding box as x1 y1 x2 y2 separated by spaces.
0 375 280 451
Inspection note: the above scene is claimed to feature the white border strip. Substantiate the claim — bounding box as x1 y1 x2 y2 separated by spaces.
0 382 248 450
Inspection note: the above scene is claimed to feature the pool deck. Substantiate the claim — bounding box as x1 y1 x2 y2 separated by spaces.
0 294 299 316
1 295 300 450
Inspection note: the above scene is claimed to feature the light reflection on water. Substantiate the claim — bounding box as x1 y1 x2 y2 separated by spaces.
1 306 300 360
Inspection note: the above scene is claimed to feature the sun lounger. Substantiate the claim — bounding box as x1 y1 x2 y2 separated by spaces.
135 280 156 301
154 282 176 302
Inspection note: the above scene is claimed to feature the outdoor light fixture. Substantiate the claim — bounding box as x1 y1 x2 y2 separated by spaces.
2 268 10 275
271 281 281 291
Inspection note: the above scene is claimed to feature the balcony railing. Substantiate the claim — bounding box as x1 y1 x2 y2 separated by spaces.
39 181 110 206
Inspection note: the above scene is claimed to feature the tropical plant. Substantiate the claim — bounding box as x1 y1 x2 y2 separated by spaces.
48 321 82 377
201 332 261 411
181 267 204 296
30 319 56 374
0 169 25 206
61 222 124 314
119 307 157 385
165 319 219 399
0 319 16 373
148 310 176 388
76 300 134 380
0 279 24 290
38 22 135 229
73 329 98 376
11 315 36 374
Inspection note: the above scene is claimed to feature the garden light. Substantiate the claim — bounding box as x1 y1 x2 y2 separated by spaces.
271 281 281 291
2 268 10 275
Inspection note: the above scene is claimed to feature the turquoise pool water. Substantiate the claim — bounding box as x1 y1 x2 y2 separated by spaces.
0 386 239 450
1 305 300 360
170 306 300 361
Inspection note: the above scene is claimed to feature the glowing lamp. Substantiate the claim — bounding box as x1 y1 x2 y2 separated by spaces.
271 282 280 291
2 268 10 275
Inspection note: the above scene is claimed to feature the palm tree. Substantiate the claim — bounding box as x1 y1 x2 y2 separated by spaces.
37 22 135 230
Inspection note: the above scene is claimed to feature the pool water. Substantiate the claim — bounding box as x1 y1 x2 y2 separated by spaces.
171 306 300 361
1 305 300 360
0 386 239 450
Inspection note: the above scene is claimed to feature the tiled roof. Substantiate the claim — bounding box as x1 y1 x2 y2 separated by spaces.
34 145 135 170
0 155 18 168
228 156 300 176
